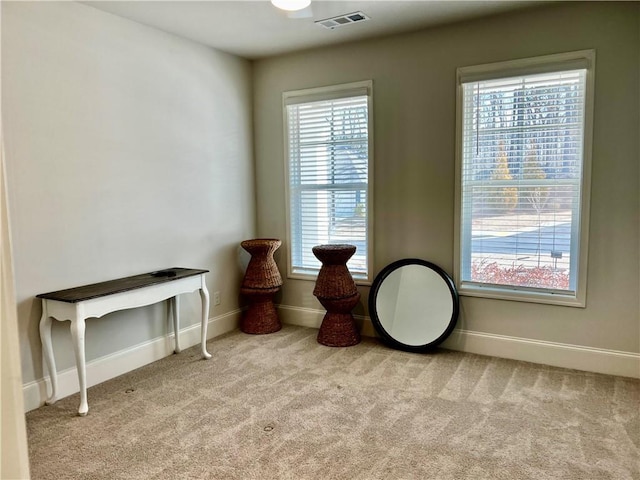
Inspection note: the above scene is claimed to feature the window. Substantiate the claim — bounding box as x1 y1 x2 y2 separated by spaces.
455 51 594 306
284 81 373 282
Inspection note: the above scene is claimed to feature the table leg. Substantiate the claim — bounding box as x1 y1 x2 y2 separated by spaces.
70 317 89 416
200 279 212 359
39 307 59 405
171 296 181 353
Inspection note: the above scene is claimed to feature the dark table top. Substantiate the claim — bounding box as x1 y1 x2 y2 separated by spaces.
36 268 209 303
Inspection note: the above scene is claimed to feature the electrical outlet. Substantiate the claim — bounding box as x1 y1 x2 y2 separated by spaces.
213 291 221 306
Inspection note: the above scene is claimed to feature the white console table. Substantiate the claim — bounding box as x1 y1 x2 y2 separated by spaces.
37 268 211 416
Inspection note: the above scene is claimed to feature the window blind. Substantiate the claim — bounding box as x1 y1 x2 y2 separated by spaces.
460 69 587 294
287 94 369 277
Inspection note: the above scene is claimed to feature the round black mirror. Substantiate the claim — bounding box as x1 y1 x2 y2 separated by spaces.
369 259 459 352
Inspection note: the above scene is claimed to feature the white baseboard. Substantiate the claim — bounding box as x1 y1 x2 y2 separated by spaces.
277 304 377 338
277 304 640 379
26 305 637 412
23 310 241 412
441 329 640 379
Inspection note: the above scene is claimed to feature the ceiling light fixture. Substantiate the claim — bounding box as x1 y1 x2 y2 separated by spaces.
271 0 311 12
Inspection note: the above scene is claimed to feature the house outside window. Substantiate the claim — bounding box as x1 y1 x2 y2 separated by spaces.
455 51 595 306
283 81 373 283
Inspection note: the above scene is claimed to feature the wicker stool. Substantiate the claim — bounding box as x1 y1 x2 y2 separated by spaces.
312 244 361 347
240 239 282 334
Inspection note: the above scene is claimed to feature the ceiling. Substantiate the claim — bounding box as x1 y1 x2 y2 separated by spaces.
83 1 542 60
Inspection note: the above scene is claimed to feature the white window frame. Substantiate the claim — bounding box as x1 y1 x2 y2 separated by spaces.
283 80 374 284
454 50 595 307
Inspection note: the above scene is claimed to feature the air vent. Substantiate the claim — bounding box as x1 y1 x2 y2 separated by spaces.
315 11 370 30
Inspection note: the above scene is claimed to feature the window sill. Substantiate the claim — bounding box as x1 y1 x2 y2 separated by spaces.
459 283 585 308
288 271 372 287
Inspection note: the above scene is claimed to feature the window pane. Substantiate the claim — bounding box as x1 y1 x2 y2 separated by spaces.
292 188 368 274
286 87 370 278
460 69 587 293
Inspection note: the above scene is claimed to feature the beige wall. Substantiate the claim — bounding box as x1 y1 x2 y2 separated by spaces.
2 1 255 385
3 0 638 399
253 2 640 353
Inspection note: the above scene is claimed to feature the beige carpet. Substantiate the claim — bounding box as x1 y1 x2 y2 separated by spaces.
26 325 639 479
